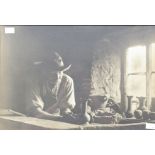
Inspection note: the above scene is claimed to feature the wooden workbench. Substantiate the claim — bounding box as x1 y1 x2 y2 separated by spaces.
0 115 147 130
0 109 149 130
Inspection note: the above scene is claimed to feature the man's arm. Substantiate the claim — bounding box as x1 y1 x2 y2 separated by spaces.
57 75 76 112
46 75 76 115
25 81 58 119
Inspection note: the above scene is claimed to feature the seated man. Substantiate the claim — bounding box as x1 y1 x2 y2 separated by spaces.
26 52 76 119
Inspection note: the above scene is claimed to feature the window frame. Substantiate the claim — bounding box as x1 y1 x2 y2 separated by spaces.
124 43 154 110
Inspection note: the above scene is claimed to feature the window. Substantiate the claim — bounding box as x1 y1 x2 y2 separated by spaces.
151 43 155 97
126 45 146 97
126 43 155 108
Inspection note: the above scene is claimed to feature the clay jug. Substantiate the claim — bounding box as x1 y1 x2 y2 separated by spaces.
81 99 91 124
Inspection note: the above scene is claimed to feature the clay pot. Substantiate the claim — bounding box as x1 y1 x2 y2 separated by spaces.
142 110 150 121
149 112 155 120
137 97 147 111
134 110 143 119
125 96 134 118
89 95 108 110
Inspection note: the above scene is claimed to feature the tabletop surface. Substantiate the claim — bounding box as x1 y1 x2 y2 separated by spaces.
0 109 148 130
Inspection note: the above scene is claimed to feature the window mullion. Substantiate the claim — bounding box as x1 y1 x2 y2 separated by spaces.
146 44 151 109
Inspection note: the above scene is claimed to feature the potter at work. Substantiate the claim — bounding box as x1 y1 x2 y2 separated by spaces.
1 25 155 129
24 49 122 124
23 51 122 124
26 52 76 119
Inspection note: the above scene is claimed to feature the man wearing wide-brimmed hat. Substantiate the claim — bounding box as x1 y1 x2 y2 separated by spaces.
26 52 76 119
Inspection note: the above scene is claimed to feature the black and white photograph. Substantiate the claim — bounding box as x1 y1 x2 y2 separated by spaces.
0 25 155 130
1 1 155 155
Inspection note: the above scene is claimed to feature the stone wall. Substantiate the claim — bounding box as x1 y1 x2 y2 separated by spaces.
90 39 121 103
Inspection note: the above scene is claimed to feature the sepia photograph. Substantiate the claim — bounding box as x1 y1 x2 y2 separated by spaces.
0 25 155 130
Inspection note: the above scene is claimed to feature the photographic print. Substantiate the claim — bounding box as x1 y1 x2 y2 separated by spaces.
0 25 155 130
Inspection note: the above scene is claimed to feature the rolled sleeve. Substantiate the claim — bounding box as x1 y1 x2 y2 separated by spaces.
25 81 45 115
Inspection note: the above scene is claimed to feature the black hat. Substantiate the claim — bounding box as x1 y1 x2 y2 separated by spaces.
33 52 71 72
